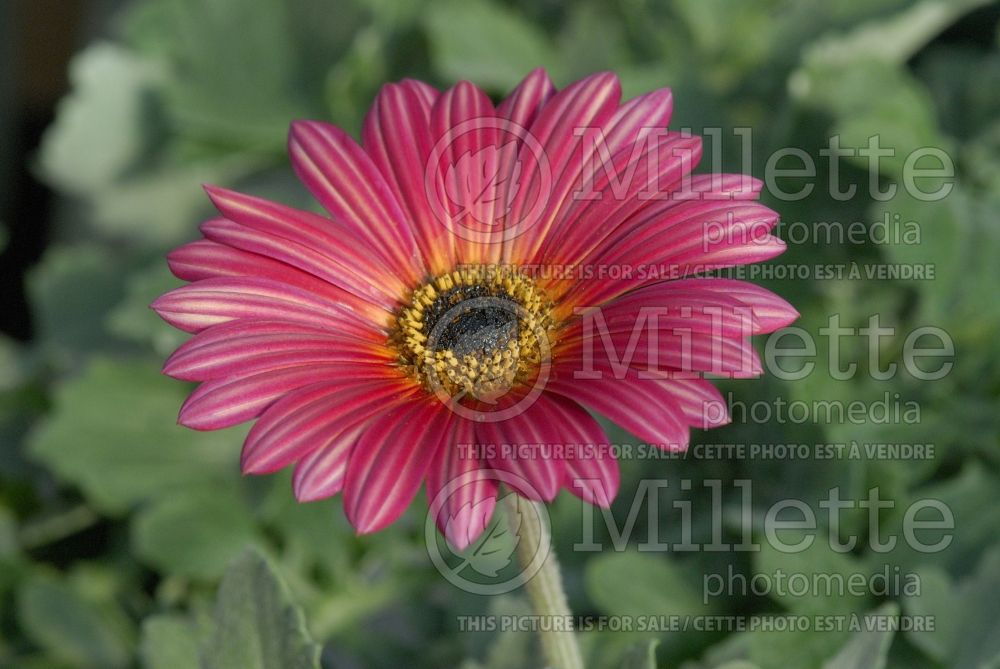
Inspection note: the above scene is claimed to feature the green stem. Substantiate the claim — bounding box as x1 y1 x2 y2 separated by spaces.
504 492 584 669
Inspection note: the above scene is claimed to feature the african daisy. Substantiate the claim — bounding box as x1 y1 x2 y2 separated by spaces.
153 69 797 549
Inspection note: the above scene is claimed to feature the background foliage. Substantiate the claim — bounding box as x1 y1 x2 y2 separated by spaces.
3 0 1000 667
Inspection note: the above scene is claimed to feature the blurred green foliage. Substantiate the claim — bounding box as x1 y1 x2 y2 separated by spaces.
3 0 1000 667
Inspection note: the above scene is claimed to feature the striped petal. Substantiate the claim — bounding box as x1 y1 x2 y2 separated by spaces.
163 324 392 381
291 422 367 502
669 278 799 332
540 394 619 507
429 80 500 265
426 418 498 551
203 186 406 306
475 396 565 501
343 399 453 534
562 287 762 340
242 378 419 474
536 88 678 265
178 363 405 430
480 68 557 265
166 238 382 317
543 174 763 297
503 72 622 264
362 80 450 274
562 202 785 308
151 276 382 339
546 373 690 449
557 321 762 378
496 68 556 129
287 120 424 284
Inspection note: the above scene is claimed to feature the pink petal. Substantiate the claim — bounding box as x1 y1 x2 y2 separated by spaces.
536 87 675 260
178 362 404 430
563 202 784 308
203 186 407 306
553 370 730 431
287 120 425 284
290 422 367 502
541 131 699 268
166 238 380 313
564 286 762 339
543 173 761 298
539 393 619 507
659 377 730 428
474 397 567 502
592 201 780 265
343 399 453 534
496 68 556 129
504 72 622 264
483 68 556 265
668 278 799 332
426 418 498 551
429 80 500 264
163 328 391 381
242 378 418 474
558 321 762 378
546 373 690 449
151 276 382 338
362 80 451 274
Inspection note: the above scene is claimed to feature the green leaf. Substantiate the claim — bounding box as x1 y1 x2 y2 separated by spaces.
133 0 309 153
823 603 898 669
748 624 849 669
28 357 239 514
892 463 1000 574
917 48 1000 140
899 566 955 662
673 0 782 77
424 0 557 91
755 528 870 615
879 187 1000 346
462 595 535 669
792 59 944 178
88 159 252 246
16 572 133 668
585 551 706 618
27 245 138 361
106 262 186 355
788 0 974 180
902 548 1000 669
688 633 757 669
38 43 161 195
621 639 658 669
799 0 993 67
132 484 258 580
200 551 320 669
140 614 204 669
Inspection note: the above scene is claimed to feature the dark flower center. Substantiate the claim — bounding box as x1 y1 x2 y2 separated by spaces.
390 266 553 400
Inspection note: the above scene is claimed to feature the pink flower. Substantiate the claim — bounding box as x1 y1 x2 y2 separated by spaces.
153 69 797 549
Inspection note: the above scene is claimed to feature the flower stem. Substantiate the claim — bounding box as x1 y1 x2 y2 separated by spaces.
504 492 584 669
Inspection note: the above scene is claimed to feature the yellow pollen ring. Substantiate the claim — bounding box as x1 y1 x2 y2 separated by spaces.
389 266 555 400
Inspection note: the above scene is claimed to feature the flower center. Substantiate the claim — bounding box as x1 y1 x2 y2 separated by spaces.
390 266 554 401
